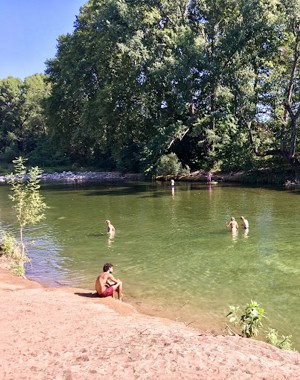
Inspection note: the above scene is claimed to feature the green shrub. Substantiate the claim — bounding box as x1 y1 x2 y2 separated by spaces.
1 157 48 277
227 301 266 338
8 157 48 261
266 328 294 351
0 230 26 276
156 153 190 177
11 263 25 277
0 230 22 261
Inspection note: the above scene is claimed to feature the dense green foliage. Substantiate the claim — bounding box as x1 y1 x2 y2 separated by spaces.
1 1 300 175
156 153 189 177
0 75 51 163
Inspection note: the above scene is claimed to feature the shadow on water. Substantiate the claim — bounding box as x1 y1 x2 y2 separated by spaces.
41 181 231 198
87 233 106 238
81 184 226 198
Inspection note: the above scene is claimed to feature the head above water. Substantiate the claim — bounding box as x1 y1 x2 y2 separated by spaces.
231 217 235 221
103 263 113 272
105 219 111 224
240 216 245 220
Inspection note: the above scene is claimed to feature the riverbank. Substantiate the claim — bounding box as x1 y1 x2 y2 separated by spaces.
0 166 297 186
176 168 298 186
0 261 299 380
0 170 144 184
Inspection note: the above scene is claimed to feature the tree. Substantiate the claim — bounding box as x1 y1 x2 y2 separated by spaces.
0 75 51 163
46 0 204 170
0 76 23 160
8 157 48 264
45 0 300 173
240 0 300 169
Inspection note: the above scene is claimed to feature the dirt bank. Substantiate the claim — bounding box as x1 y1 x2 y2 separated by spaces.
0 267 299 380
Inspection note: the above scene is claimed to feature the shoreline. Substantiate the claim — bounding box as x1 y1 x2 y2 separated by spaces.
0 170 144 184
1 265 299 379
24 268 224 337
0 169 294 186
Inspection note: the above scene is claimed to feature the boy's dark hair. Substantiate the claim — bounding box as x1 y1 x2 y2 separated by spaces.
103 263 113 272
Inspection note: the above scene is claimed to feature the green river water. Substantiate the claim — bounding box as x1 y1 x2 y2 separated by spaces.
0 181 299 349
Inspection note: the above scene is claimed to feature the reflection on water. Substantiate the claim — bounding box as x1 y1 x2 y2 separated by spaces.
0 182 300 350
107 233 115 248
231 229 238 242
229 227 249 241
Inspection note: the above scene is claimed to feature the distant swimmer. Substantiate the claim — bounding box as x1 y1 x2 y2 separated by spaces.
95 263 123 300
170 179 175 187
240 216 249 229
207 171 212 183
105 219 115 234
105 219 116 240
226 217 238 231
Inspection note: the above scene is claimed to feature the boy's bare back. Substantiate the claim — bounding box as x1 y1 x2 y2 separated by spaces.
95 272 109 295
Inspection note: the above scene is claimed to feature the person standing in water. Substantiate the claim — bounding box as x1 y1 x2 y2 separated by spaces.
207 172 212 183
95 263 123 300
226 217 239 241
240 216 249 230
170 178 175 197
105 219 115 237
226 217 238 231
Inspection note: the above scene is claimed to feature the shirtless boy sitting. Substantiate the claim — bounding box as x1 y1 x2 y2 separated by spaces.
95 263 123 300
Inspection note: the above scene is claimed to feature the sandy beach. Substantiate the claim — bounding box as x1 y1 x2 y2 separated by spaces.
0 264 299 380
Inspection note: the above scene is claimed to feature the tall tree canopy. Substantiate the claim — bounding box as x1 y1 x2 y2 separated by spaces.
0 74 51 163
45 0 300 172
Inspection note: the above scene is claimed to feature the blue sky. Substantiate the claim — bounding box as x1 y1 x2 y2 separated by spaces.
0 0 86 80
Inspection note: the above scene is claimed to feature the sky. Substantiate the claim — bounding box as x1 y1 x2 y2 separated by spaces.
0 0 87 80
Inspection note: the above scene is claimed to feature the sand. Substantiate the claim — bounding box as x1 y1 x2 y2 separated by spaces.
0 266 299 380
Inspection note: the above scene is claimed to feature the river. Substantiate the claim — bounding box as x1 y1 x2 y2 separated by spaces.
0 181 299 350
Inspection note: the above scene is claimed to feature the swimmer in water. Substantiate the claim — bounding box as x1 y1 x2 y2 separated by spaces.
226 217 238 231
105 219 115 239
240 216 249 230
